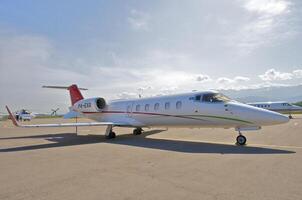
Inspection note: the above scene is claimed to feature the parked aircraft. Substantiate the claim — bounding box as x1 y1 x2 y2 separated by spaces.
6 84 289 145
248 101 302 119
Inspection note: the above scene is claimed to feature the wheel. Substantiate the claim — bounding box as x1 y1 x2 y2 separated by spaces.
106 131 116 139
133 128 142 135
289 115 293 119
236 135 247 145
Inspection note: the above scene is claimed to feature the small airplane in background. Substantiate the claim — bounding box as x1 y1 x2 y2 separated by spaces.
247 101 302 119
6 84 289 145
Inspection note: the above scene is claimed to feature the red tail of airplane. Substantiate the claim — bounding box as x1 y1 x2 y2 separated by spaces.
42 84 88 105
68 84 84 105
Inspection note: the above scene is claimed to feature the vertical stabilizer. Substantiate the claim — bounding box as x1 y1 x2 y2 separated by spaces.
68 84 84 105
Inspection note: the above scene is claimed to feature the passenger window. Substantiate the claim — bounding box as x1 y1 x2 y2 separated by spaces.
145 104 150 111
136 104 140 111
165 102 170 110
176 101 182 109
154 103 159 111
195 95 201 101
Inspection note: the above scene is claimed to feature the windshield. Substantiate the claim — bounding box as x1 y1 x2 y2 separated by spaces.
202 93 231 103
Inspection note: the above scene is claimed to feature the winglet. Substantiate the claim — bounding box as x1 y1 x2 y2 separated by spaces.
5 106 19 127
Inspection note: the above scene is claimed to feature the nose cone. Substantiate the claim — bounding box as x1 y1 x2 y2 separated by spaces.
253 108 289 126
229 102 289 126
264 111 289 125
292 105 302 111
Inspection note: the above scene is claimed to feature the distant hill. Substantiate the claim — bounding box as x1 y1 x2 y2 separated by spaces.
294 101 302 107
221 85 302 103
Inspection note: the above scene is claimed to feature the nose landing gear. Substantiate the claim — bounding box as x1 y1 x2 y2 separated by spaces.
236 132 247 146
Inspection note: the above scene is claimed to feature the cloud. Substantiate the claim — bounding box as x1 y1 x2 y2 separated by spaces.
216 77 234 85
229 0 292 54
293 69 302 78
0 34 88 112
117 92 138 99
217 76 250 84
259 68 293 81
196 74 211 82
234 76 251 82
128 9 150 31
244 0 290 16
216 76 250 89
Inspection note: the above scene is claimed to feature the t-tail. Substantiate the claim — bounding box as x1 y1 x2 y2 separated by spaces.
42 84 88 106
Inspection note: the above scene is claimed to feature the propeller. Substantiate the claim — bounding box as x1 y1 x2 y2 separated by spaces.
51 108 60 116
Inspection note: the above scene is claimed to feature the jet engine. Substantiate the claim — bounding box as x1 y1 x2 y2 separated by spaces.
73 97 106 112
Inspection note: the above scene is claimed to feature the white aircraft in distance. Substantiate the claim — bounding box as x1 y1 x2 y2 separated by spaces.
6 84 289 145
247 101 302 119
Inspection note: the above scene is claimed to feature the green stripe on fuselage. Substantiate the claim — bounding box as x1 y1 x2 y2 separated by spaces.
185 115 253 124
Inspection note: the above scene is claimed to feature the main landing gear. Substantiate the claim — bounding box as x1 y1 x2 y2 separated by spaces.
133 127 143 135
105 126 143 139
105 125 116 139
106 131 116 139
236 131 247 146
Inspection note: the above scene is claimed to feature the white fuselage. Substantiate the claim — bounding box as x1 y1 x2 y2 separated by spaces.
248 101 302 114
75 91 289 129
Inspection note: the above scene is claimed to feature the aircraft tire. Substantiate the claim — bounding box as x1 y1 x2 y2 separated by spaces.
236 135 247 146
106 131 116 139
133 128 142 135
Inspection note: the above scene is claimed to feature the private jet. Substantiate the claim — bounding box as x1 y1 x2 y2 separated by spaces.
248 101 302 119
6 84 289 145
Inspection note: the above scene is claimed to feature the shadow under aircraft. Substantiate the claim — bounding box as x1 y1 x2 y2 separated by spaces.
0 130 295 154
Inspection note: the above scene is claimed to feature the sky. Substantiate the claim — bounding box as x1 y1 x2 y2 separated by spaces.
1 0 302 113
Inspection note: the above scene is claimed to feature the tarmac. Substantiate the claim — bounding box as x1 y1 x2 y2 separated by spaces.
0 115 302 200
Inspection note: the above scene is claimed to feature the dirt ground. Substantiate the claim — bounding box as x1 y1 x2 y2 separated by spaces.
0 115 301 200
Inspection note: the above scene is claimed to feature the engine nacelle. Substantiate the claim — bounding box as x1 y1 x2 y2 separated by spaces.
73 97 106 113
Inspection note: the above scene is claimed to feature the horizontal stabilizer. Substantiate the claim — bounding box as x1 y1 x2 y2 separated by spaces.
16 122 115 128
43 84 87 105
6 106 127 128
42 85 88 90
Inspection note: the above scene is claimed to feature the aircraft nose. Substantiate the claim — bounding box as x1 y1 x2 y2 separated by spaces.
233 103 290 126
268 112 289 124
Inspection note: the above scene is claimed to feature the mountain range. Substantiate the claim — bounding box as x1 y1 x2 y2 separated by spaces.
221 85 302 103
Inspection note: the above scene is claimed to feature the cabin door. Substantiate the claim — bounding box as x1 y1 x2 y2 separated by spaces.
193 95 202 113
126 102 134 117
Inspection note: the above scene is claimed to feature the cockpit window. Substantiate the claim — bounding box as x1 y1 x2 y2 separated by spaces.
202 93 231 103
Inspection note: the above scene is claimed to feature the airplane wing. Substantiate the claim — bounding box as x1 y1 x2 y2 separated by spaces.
5 106 123 128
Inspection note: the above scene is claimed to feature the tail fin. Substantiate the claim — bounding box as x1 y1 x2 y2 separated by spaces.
68 85 84 105
42 84 88 105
